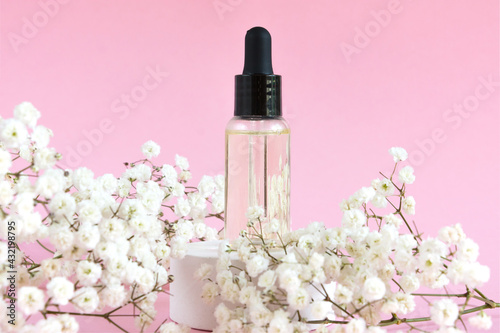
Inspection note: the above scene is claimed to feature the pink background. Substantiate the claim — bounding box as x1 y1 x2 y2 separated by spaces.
1 0 499 332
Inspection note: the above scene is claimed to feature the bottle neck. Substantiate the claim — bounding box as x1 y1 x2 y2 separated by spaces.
234 115 283 120
234 74 281 117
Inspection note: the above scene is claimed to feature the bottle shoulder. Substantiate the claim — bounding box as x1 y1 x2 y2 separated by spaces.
225 116 290 134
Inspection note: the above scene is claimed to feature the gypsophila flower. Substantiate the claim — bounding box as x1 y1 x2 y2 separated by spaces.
36 168 64 198
457 238 479 262
258 270 277 291
170 182 185 197
334 283 353 304
179 170 191 181
46 276 74 306
201 281 219 304
298 233 321 252
0 181 14 207
0 148 12 175
398 165 415 184
141 140 161 159
0 242 8 264
211 193 224 214
134 163 152 181
402 196 416 215
119 198 145 220
194 263 213 281
246 205 265 222
76 222 100 250
363 276 386 302
246 254 269 278
198 175 216 198
136 267 155 293
372 178 395 197
287 287 310 310
57 314 80 333
214 303 231 325
116 177 132 197
393 292 416 315
389 147 408 162
72 167 95 192
342 209 367 229
355 187 376 204
106 255 129 279
468 311 492 330
97 173 118 194
438 224 466 246
14 102 41 128
33 147 59 170
49 192 76 218
19 144 33 162
49 224 74 252
371 194 387 208
430 298 459 327
239 285 258 305
76 260 102 286
18 286 45 316
420 237 447 257
449 261 490 288
0 118 29 148
308 252 325 271
40 258 62 279
174 197 191 217
310 301 333 319
161 164 178 187
383 213 402 229
32 125 52 148
159 322 190 333
36 317 63 333
72 287 99 313
101 284 127 308
269 310 293 332
399 273 420 293
248 303 272 327
193 221 207 238
345 318 366 333
175 154 189 171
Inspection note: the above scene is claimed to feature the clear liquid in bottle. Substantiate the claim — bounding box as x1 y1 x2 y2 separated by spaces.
224 117 290 239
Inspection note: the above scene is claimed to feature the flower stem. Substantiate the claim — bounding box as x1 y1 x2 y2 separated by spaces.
36 240 55 254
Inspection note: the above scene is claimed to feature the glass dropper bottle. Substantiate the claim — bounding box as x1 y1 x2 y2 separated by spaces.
224 27 291 240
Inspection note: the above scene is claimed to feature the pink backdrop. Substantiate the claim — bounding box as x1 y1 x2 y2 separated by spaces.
1 0 498 332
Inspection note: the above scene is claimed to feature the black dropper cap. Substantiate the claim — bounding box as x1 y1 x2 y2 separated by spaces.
234 27 281 117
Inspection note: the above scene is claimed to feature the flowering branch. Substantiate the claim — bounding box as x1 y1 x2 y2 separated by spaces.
1 103 498 333
0 102 223 332
197 147 499 332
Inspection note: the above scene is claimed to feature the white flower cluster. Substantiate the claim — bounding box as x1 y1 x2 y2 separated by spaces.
199 147 495 333
1 104 497 332
0 103 223 332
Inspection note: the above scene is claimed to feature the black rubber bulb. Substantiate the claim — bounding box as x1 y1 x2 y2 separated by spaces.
242 27 274 75
234 26 281 117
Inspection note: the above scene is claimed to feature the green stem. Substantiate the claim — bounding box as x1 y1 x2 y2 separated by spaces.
306 319 349 325
36 240 55 254
378 303 500 327
411 292 468 298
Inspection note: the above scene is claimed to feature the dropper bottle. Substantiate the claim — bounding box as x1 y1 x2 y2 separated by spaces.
224 27 291 240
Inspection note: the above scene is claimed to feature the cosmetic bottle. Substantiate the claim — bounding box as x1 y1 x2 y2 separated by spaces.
224 27 291 240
